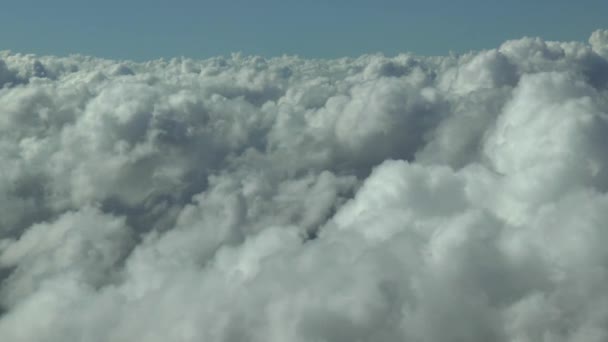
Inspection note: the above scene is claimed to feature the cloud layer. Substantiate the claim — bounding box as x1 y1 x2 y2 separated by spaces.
1 30 608 341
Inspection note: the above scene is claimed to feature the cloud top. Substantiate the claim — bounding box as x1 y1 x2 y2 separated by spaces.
1 30 608 341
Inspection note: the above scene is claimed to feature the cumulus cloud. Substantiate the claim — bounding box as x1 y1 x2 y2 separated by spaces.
1 30 608 342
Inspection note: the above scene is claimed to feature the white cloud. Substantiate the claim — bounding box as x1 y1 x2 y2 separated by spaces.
590 29 608 57
0 30 608 341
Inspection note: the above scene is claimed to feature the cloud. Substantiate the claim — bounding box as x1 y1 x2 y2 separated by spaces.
590 29 608 57
0 30 608 341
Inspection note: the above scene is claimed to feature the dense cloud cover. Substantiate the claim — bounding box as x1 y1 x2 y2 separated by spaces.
1 30 608 341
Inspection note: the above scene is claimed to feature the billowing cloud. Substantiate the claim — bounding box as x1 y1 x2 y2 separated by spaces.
1 30 608 342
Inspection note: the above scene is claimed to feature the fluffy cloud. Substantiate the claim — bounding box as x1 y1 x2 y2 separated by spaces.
0 30 608 342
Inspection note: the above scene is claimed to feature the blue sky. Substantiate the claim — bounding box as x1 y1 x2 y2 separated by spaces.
1 0 607 60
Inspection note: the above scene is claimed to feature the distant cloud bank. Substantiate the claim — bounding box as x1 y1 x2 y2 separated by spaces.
1 30 608 341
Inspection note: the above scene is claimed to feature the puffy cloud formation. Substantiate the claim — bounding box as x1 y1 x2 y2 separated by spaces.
1 30 608 341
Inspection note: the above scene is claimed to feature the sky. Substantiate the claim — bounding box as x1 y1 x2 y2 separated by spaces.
1 0 607 60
